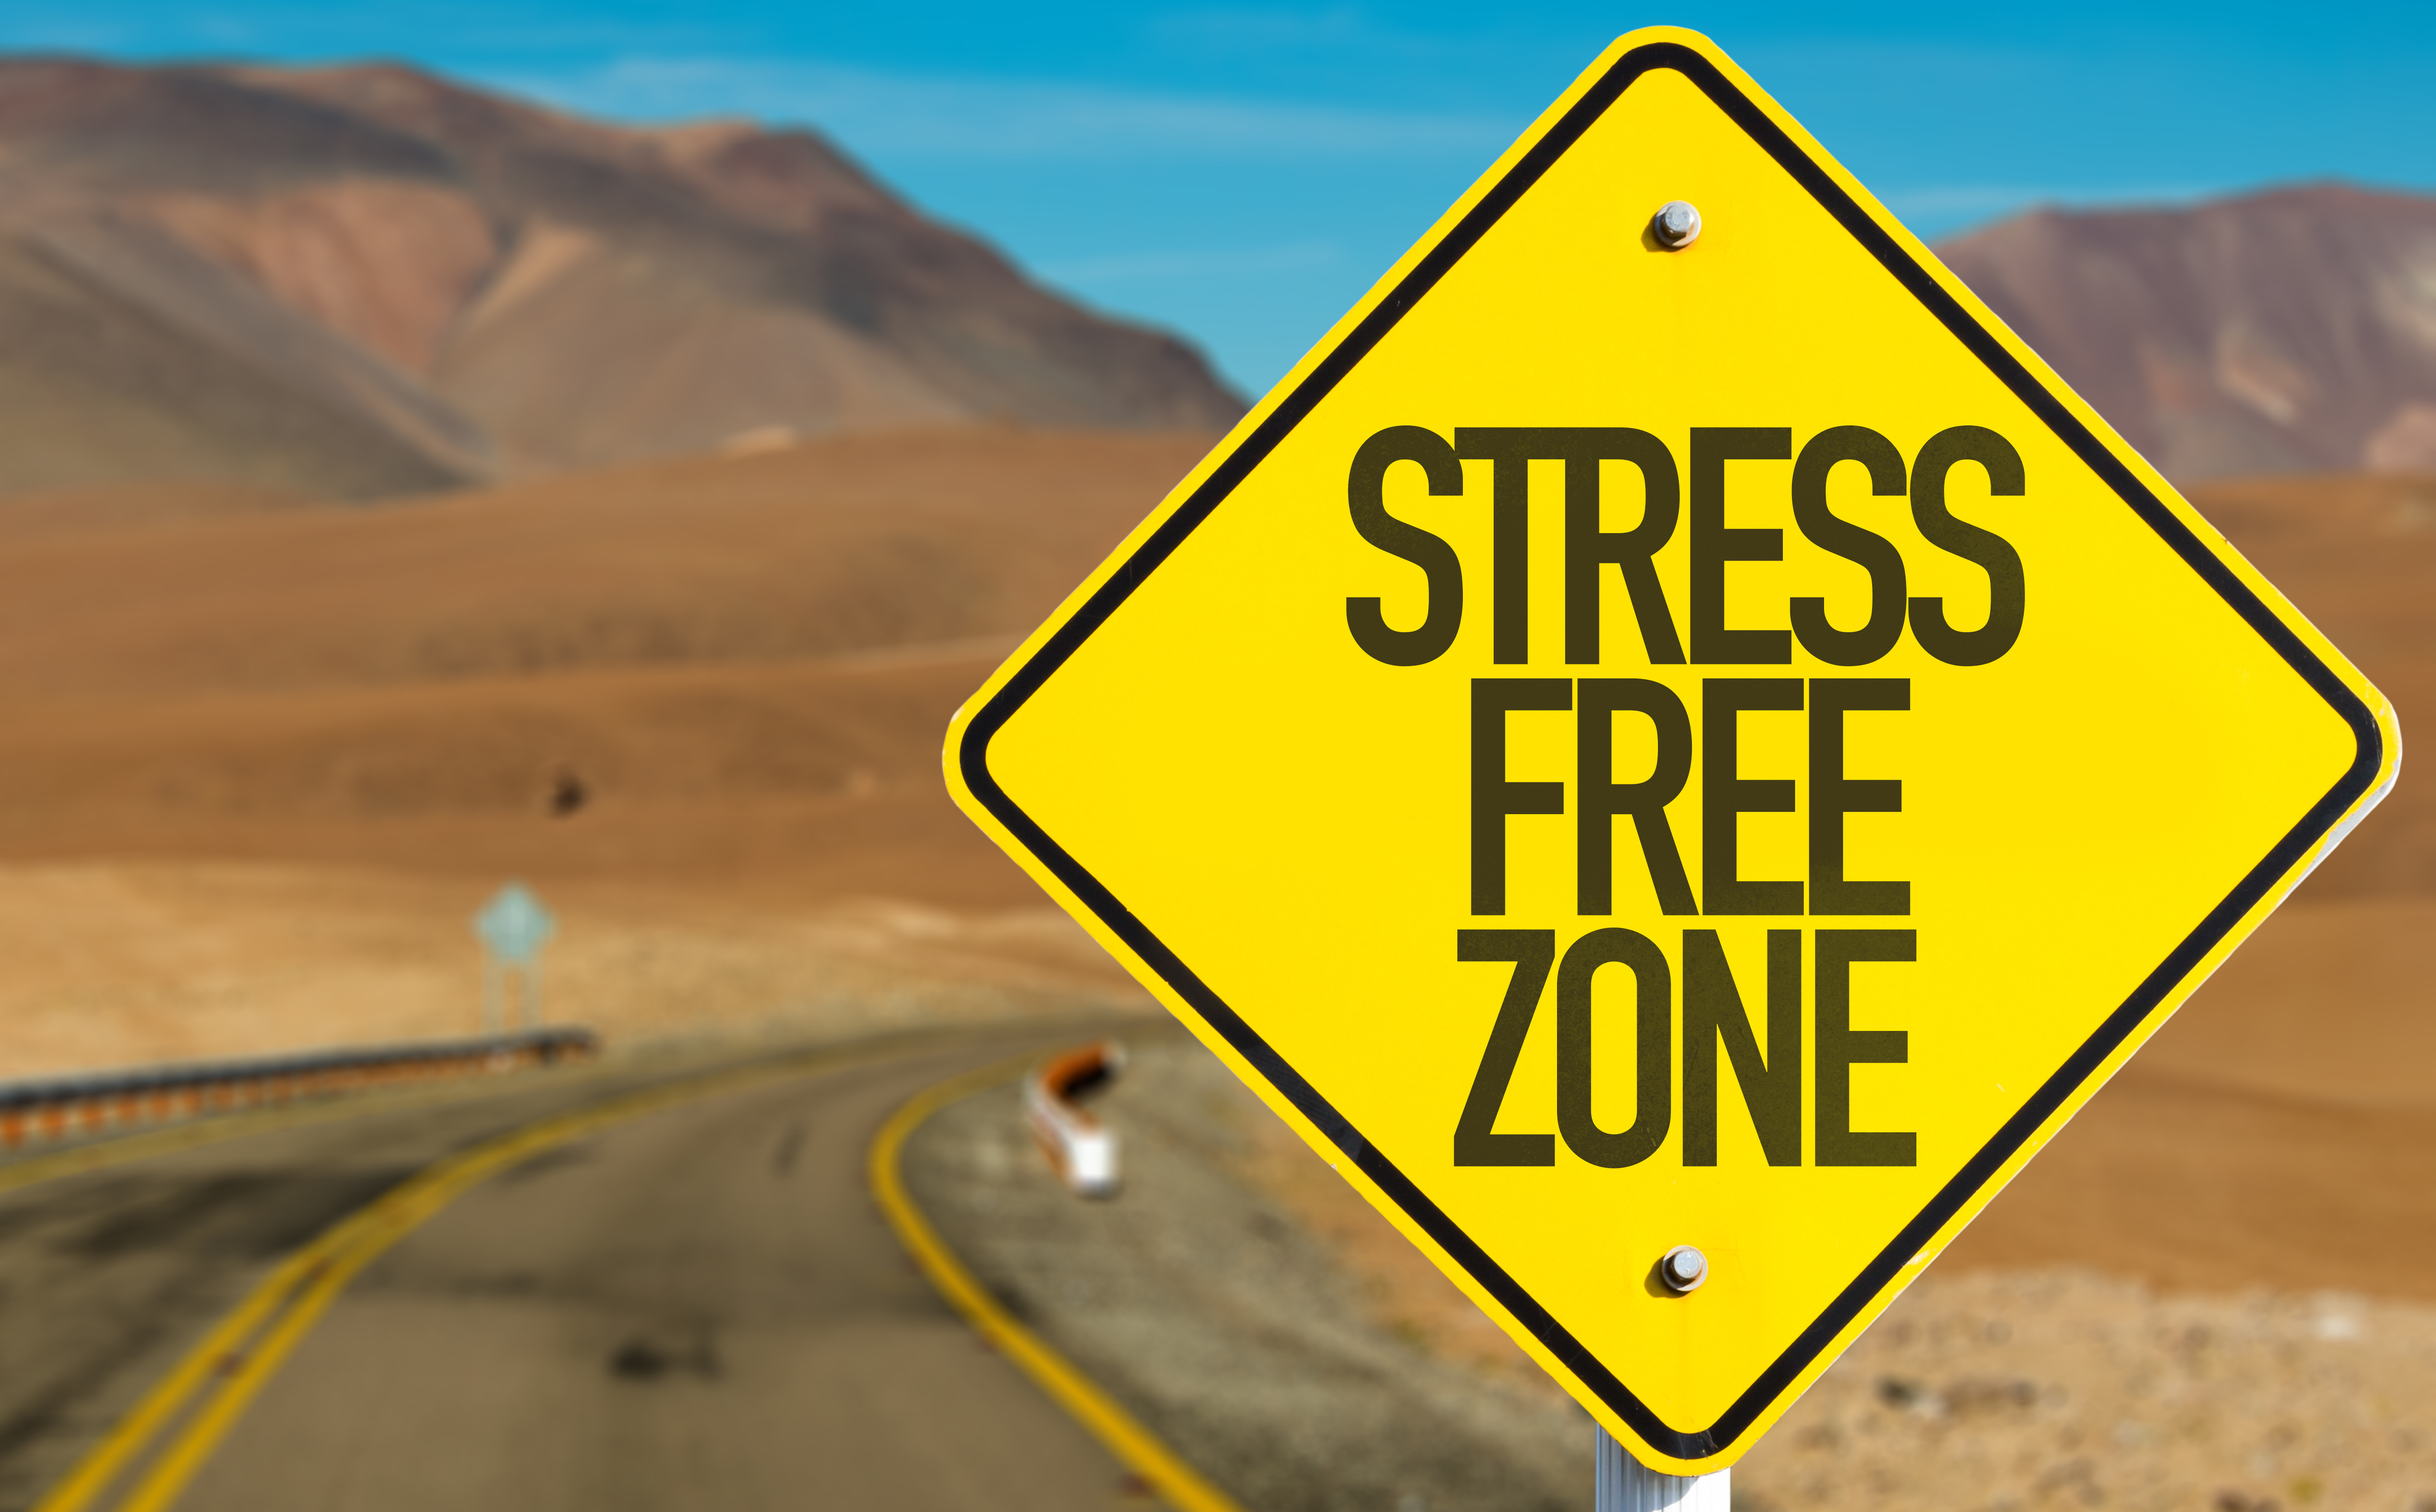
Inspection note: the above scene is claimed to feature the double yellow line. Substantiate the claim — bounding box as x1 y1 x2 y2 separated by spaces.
37 1038 1247 1512
868 1060 1248 1512
33 1050 850 1512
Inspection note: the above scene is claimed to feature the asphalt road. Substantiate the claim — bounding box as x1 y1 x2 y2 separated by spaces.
0 1024 1146 1512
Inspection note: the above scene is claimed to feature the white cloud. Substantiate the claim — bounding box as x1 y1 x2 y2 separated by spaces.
1141 6 1456 64
1040 241 1344 286
1881 182 2221 236
498 55 1515 163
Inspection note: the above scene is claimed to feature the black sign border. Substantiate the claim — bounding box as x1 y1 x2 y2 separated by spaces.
956 38 2388 1462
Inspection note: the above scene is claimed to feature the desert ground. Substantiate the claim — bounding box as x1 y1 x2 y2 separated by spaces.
0 427 1206 1073
0 429 2426 1505
912 1036 2436 1512
0 433 2424 1292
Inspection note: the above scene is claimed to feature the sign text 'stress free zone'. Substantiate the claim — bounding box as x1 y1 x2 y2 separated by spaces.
1344 422 2027 1176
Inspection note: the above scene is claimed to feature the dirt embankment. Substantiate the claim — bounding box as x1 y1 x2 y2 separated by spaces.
910 1037 2436 1512
0 437 2425 1324
0 428 1212 1074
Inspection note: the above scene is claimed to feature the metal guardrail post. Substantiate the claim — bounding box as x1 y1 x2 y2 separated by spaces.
0 1027 600 1153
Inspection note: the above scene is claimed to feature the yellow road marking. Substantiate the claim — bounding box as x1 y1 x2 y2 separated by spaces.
869 1060 1251 1512
34 1041 911 1512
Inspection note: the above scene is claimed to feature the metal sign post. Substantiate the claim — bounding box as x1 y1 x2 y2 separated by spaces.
1597 1426 1725 1512
473 882 557 1034
946 25 2396 1489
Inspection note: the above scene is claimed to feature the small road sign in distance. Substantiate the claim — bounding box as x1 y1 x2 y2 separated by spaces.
475 882 555 967
945 27 2397 1476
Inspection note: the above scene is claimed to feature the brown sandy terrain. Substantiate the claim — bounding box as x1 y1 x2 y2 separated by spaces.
0 430 2422 1317
0 427 1207 1075
1737 1269 2436 1512
0 860 1145 1077
0 426 1207 889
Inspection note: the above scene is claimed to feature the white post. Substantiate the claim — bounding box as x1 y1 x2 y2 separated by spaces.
1596 1427 1729 1512
481 958 501 1035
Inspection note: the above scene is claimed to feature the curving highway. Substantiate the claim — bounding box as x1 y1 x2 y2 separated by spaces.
0 1025 1152 1512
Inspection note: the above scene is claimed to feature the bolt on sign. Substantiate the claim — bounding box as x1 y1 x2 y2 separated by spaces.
946 27 2398 1475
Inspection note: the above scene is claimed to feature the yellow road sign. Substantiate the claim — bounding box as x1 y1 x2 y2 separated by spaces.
946 27 2397 1474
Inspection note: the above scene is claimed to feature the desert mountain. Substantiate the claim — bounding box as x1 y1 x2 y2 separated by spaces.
0 59 1242 500
1939 184 2436 482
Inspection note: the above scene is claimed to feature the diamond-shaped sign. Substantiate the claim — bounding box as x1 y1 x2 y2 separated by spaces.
474 882 555 967
946 29 2396 1474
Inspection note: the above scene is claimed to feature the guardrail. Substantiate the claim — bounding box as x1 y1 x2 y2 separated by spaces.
1025 1040 1124 1197
0 1027 599 1152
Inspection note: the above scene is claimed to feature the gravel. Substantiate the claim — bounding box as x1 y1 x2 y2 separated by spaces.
902 1032 2436 1512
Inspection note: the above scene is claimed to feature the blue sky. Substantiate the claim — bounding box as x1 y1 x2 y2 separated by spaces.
9 3 2435 396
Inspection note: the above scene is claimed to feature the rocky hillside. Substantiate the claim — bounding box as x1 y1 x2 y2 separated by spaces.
0 59 1242 500
1940 185 2436 482
4 59 2425 501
